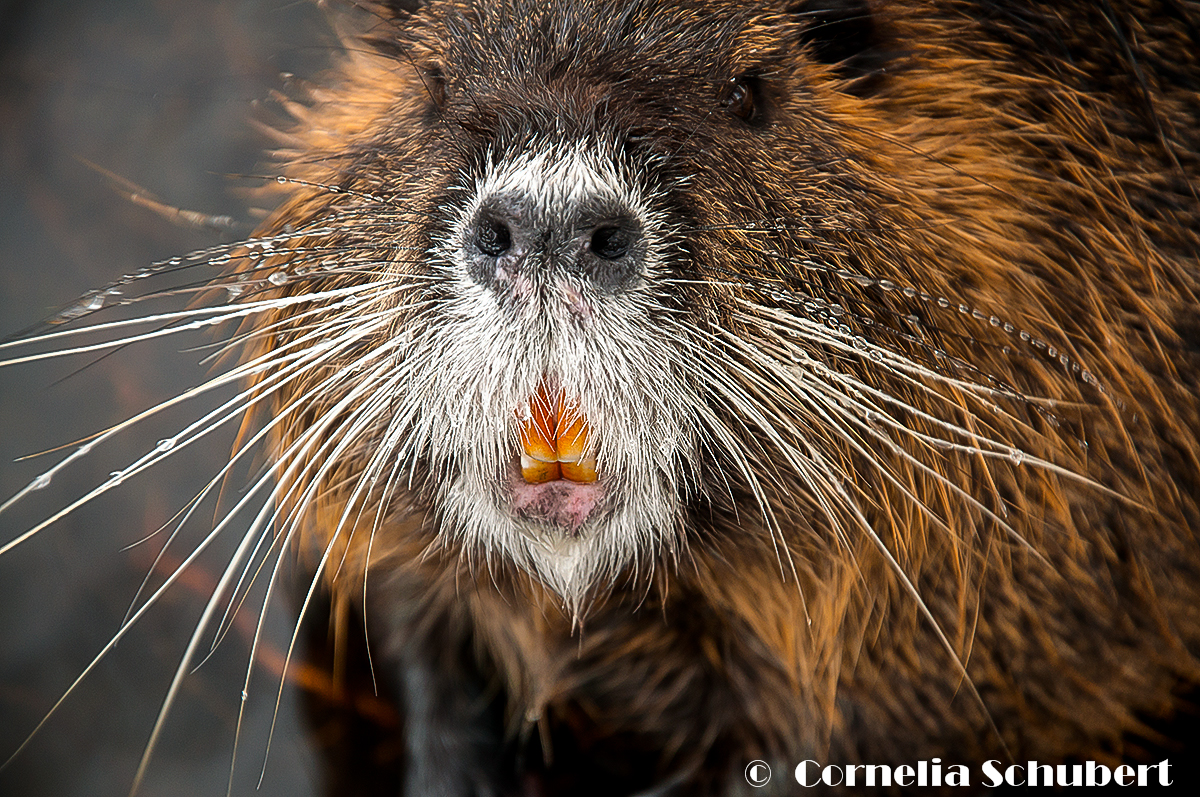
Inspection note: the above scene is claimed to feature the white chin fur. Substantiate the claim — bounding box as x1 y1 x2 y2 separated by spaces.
439 471 680 609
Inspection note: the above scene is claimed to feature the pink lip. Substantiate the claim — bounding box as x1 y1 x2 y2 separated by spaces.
505 460 605 533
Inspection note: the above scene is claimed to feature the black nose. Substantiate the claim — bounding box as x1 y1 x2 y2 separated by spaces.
463 193 645 294
474 214 513 258
588 225 635 260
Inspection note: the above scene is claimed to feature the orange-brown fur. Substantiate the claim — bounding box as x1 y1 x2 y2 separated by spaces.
252 0 1200 792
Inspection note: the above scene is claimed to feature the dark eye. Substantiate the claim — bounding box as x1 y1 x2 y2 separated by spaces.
722 77 759 123
424 66 447 108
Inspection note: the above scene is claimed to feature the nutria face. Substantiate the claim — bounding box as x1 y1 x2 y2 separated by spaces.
256 0 1112 609
269 0 832 601
269 0 1110 606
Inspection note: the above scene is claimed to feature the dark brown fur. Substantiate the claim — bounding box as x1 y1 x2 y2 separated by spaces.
250 0 1200 793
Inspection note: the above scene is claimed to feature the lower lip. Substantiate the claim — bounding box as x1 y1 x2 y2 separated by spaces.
505 460 605 533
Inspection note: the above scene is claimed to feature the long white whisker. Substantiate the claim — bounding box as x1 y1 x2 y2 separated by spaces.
0 283 384 366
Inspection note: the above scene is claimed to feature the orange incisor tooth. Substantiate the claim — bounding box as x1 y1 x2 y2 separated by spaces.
520 454 561 484
556 401 598 483
516 385 599 484
519 389 558 464
560 455 598 483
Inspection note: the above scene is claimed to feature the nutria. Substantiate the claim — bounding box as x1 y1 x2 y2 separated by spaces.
4 0 1200 794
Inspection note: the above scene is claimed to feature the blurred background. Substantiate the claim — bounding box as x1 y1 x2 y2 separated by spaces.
0 1 341 794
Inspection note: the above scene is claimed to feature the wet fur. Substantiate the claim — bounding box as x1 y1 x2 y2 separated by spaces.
5 0 1200 794
256 0 1200 793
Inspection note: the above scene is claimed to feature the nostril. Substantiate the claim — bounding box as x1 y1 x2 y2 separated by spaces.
475 216 513 257
589 226 634 260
